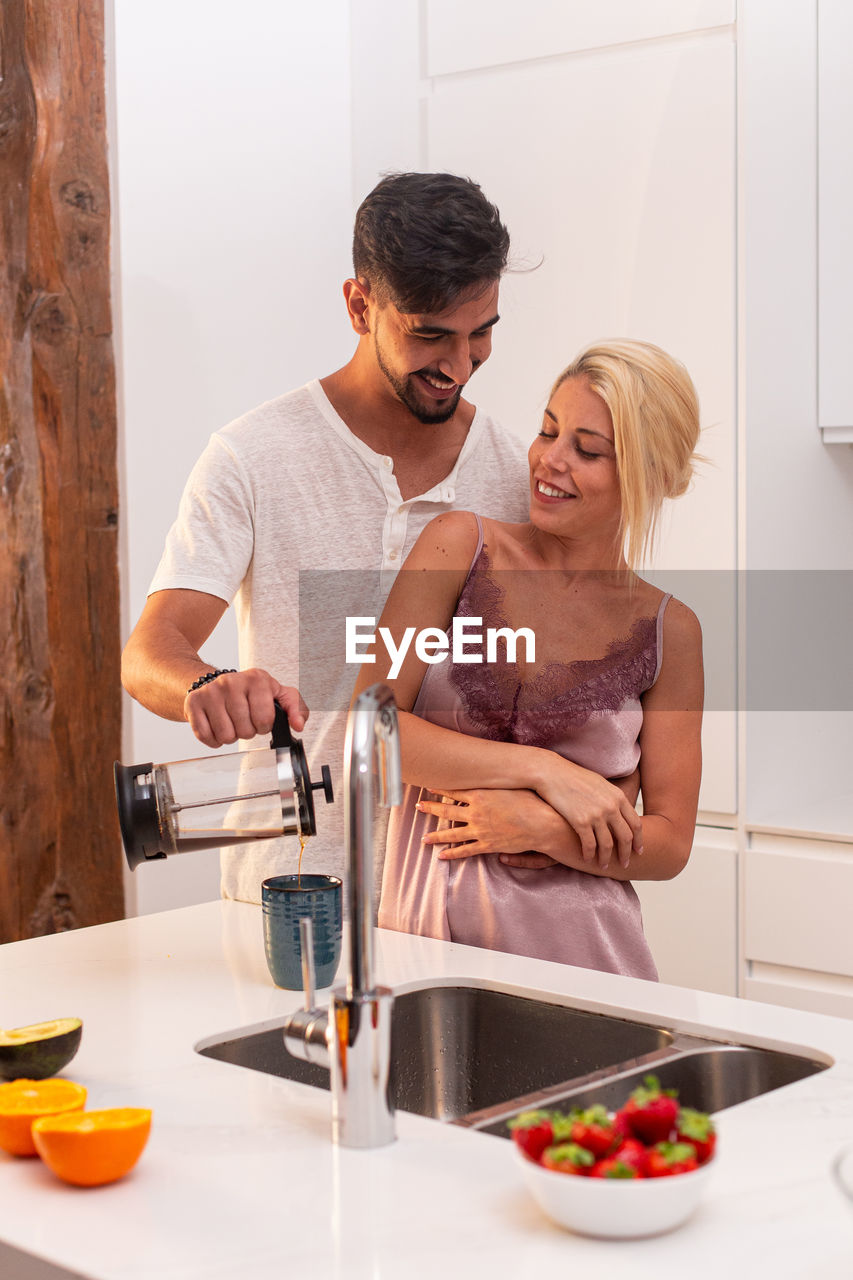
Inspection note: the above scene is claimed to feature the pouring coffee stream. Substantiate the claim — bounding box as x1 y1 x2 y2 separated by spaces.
114 705 334 872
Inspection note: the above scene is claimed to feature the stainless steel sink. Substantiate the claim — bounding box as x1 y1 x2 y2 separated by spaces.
471 1042 827 1138
195 981 829 1132
393 984 679 1119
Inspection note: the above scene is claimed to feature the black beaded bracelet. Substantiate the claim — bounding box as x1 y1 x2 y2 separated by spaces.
187 668 237 694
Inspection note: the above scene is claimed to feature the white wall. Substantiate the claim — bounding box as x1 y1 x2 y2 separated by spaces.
111 0 354 914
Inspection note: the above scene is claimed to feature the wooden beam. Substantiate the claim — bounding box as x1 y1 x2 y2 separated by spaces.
0 0 124 940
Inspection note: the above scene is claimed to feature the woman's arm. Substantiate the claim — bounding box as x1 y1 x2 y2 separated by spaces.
352 512 643 865
417 600 703 883
418 769 641 872
627 597 704 880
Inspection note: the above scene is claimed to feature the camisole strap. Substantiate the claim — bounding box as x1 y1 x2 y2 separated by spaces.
458 512 486 584
651 592 673 685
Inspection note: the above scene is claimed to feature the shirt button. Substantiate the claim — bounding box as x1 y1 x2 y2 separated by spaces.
383 457 393 470
388 551 398 561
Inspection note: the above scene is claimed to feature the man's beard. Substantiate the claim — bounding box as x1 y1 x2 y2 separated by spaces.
374 342 464 425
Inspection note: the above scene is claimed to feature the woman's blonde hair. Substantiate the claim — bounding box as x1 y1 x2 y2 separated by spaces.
551 339 701 569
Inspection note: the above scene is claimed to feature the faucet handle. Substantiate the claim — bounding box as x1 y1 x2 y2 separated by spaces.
281 915 330 1069
299 916 316 1012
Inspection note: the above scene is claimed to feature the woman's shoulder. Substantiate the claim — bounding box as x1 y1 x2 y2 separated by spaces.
661 596 702 642
631 578 701 636
408 510 483 572
657 596 703 677
627 582 702 673
408 511 530 577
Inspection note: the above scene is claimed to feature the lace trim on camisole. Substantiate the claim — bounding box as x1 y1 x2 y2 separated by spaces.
447 536 667 749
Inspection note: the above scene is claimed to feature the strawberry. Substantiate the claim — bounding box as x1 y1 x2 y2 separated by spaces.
565 1104 619 1159
619 1074 679 1145
676 1107 717 1165
590 1153 644 1179
610 1137 649 1176
541 1142 596 1175
646 1141 699 1177
611 1109 633 1142
508 1110 555 1163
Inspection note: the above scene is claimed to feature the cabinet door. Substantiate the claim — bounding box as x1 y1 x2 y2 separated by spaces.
744 832 853 1018
745 832 853 974
745 965 853 1021
818 0 853 439
634 827 738 995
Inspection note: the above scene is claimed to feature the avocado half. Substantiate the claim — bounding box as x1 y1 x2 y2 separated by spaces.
0 1018 83 1081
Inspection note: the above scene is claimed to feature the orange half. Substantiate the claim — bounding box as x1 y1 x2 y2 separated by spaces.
32 1107 152 1186
0 1078 87 1157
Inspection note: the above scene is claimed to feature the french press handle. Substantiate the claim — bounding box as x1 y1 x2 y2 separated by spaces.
270 703 294 751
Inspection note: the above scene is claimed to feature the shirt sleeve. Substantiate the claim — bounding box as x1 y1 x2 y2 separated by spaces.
148 433 255 605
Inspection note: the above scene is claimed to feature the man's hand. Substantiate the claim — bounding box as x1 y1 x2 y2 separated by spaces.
121 590 310 748
183 670 309 748
417 788 561 866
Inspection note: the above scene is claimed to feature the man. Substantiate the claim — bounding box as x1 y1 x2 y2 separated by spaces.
123 172 537 900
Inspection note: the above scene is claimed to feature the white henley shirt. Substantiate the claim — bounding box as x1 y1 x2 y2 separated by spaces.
150 379 530 902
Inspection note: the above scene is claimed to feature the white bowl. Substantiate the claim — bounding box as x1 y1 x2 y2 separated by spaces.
515 1147 714 1239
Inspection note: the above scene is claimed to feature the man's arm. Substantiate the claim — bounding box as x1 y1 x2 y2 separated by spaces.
122 589 307 748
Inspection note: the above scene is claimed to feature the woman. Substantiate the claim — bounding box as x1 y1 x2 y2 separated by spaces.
353 339 704 979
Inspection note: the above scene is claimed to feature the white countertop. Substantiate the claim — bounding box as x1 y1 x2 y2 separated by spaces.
1 900 852 1279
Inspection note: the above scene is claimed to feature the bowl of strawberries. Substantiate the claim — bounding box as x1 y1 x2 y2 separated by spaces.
510 1074 716 1239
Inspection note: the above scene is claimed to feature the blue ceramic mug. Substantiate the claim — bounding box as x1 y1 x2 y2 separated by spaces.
262 874 342 990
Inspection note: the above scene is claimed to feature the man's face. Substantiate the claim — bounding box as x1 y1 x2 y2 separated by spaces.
369 282 500 424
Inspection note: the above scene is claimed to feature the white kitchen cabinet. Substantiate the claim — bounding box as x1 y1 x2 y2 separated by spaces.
818 0 853 441
635 826 738 996
745 832 853 976
744 832 853 1018
745 962 853 1021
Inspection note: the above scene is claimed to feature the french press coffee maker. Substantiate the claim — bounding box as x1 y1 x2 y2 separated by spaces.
114 705 334 871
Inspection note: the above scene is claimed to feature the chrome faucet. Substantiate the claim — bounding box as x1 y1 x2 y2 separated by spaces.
282 683 402 1148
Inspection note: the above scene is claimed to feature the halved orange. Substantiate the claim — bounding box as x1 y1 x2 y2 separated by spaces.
32 1107 151 1186
0 1078 87 1157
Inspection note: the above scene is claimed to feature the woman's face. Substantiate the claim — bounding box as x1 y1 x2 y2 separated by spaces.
528 375 622 540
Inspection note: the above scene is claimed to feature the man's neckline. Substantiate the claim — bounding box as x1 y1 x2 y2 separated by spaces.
306 378 486 500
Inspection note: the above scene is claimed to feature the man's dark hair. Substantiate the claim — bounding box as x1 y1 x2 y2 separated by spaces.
352 172 510 314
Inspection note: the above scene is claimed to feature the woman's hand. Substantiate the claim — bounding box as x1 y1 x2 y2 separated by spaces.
418 788 560 864
534 753 643 869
